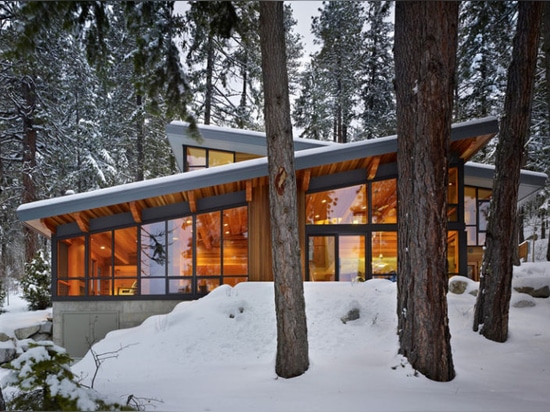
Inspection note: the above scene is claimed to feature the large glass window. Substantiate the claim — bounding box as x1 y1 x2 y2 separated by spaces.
89 230 113 296
306 184 367 225
222 207 249 286
167 217 193 294
447 168 459 222
371 179 397 223
141 221 168 295
55 205 248 298
307 235 366 282
371 231 397 279
308 236 336 281
339 235 366 282
57 237 85 296
196 211 222 293
465 186 492 246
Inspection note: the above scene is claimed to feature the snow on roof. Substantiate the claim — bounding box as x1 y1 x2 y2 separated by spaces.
464 161 547 204
17 117 512 226
166 121 334 171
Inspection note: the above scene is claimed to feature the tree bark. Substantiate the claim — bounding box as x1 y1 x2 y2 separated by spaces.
259 1 309 379
136 94 144 181
394 1 458 382
473 2 543 342
21 76 39 263
0 385 5 411
543 2 550 263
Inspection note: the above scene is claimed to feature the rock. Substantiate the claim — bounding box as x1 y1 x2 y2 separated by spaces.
39 321 53 334
14 324 40 340
448 276 478 295
341 308 360 324
449 278 468 294
513 285 550 299
0 332 11 342
512 299 536 308
31 333 53 342
533 285 550 298
511 293 536 308
0 341 16 364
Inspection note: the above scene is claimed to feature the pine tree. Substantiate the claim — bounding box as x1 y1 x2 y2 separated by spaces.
259 1 309 379
309 1 366 143
20 250 51 311
395 1 458 382
456 1 516 163
360 1 396 139
473 2 543 342
293 61 333 140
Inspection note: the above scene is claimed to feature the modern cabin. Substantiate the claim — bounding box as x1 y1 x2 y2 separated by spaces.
16 116 547 356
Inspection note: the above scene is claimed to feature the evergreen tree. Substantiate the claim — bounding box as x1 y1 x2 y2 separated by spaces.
259 1 309 379
473 2 543 342
395 0 458 382
360 1 396 139
309 1 366 143
185 2 302 130
456 1 516 162
293 61 333 140
20 250 51 311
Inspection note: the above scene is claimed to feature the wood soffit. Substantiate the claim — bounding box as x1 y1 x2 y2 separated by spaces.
25 123 498 237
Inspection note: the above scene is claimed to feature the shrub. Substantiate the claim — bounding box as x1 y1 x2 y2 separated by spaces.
20 251 52 310
1 342 134 411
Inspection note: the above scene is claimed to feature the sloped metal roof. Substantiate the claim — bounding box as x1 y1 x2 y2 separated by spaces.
18 116 542 239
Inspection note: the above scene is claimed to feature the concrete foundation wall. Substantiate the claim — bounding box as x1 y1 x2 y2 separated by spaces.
53 300 181 358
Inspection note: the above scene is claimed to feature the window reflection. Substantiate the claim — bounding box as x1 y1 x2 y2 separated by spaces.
447 231 459 275
308 236 336 281
186 147 207 171
57 237 85 296
371 179 397 223
339 236 365 282
371 232 397 278
222 207 248 281
185 146 235 171
56 205 248 298
306 184 367 225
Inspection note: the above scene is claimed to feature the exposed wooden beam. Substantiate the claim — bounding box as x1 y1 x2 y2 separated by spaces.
301 169 311 192
74 212 89 233
41 219 57 235
129 201 142 223
367 157 381 180
188 191 197 213
246 180 253 202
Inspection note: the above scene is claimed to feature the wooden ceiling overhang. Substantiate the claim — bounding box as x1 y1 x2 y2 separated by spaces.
18 117 499 238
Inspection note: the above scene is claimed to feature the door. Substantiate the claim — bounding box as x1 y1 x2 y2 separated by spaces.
307 235 365 281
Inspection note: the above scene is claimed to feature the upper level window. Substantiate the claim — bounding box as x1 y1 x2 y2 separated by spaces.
306 179 397 225
306 184 367 225
185 146 235 172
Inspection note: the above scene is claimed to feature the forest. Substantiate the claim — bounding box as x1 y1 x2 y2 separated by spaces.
0 2 549 297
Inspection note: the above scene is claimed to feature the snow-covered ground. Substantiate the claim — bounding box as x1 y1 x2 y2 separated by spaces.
1 262 550 411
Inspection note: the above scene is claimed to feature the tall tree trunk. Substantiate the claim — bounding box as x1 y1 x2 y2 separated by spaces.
0 385 5 411
136 94 144 181
544 3 550 262
473 2 543 342
259 1 309 379
204 34 215 125
394 1 458 382
21 76 39 263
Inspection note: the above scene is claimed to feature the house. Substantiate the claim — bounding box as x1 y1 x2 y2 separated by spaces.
16 116 547 357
